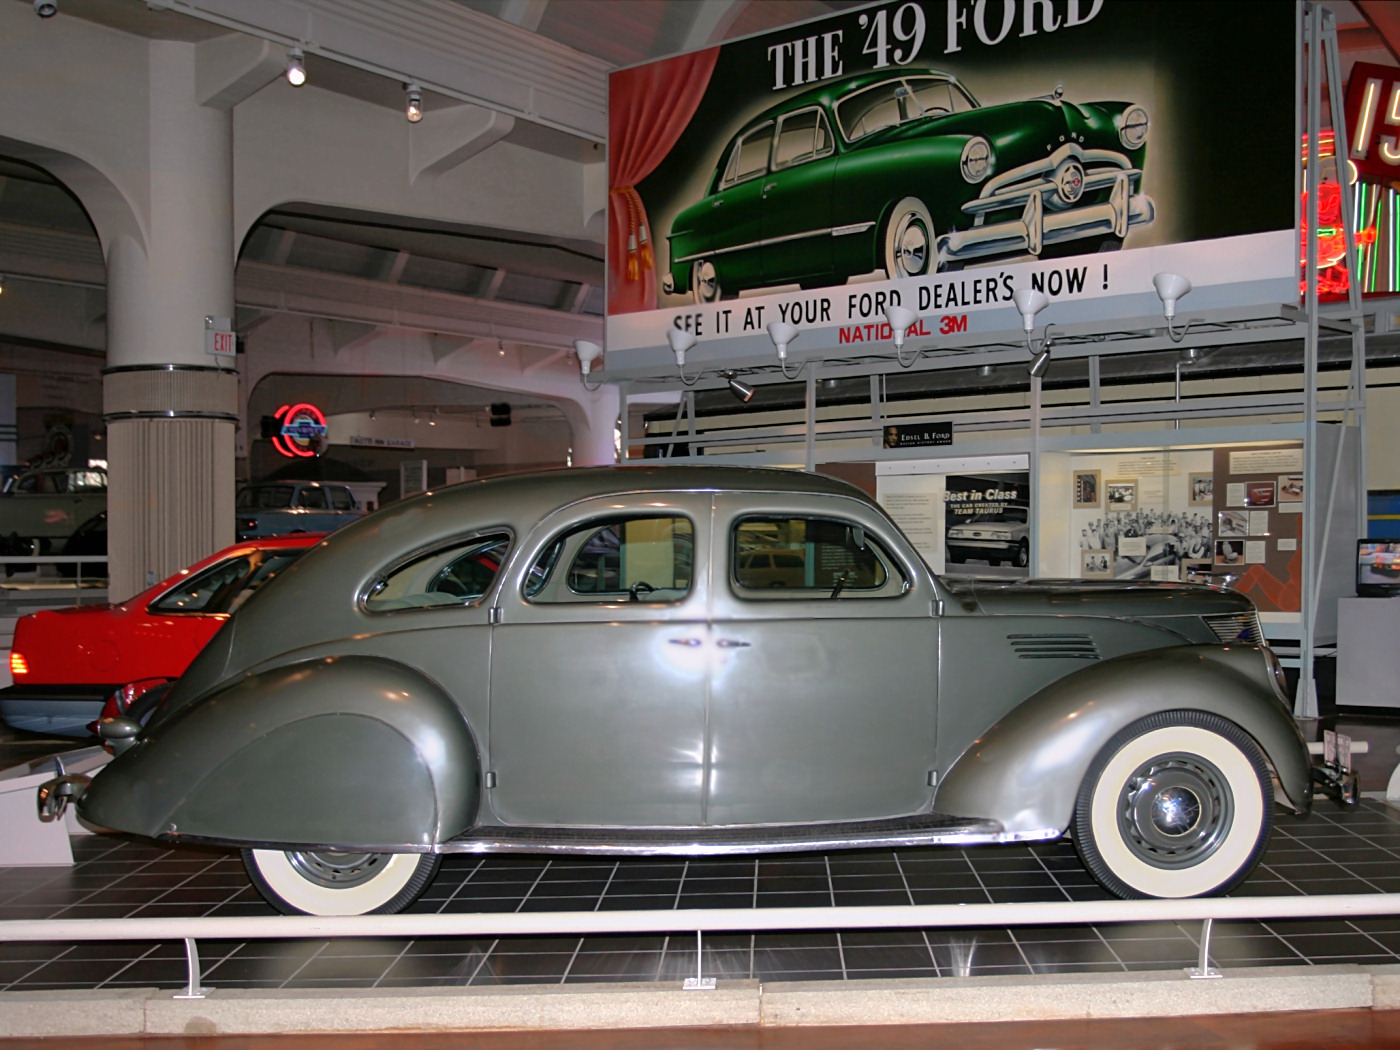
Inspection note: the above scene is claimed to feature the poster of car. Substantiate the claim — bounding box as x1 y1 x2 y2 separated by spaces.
605 0 1295 356
943 472 1030 578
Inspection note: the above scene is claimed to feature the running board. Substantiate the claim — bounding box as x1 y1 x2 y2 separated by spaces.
441 813 1059 857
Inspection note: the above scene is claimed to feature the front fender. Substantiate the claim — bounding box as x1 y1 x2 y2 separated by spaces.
933 645 1310 835
79 655 480 851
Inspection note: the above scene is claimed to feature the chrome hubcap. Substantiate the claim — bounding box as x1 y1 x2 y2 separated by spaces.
287 850 389 889
1119 753 1232 868
894 215 929 276
693 261 719 302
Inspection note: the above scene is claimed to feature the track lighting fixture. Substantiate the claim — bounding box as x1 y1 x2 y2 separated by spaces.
285 47 306 87
667 327 700 386
405 83 423 123
723 372 755 404
0 275 5 296
1153 272 1193 342
574 339 604 391
33 0 56 18
883 304 919 368
1027 348 1052 378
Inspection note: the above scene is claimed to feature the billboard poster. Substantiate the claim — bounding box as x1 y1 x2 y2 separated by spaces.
606 0 1296 358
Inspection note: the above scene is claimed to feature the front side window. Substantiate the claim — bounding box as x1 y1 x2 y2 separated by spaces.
773 109 834 170
721 123 774 188
328 487 355 510
732 516 904 598
364 533 511 612
527 516 693 603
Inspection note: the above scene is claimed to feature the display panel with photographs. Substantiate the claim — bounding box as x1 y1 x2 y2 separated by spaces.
1073 470 1101 509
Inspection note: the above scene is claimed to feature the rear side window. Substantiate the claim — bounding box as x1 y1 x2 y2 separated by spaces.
526 516 693 603
237 486 294 510
298 487 328 510
148 550 308 615
732 516 904 597
364 533 511 612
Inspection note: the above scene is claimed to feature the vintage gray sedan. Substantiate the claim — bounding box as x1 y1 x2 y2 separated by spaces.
58 466 1310 915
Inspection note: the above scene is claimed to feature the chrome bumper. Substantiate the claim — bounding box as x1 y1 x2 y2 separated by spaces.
941 176 1155 263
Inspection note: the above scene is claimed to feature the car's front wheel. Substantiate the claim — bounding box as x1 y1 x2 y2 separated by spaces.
243 848 440 915
691 258 722 304
883 197 935 279
1015 539 1030 568
1073 711 1272 899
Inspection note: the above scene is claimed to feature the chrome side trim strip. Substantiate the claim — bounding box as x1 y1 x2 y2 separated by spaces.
832 222 877 237
673 220 875 265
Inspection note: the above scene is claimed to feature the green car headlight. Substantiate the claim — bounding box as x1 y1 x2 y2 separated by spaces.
960 137 994 183
1119 105 1150 149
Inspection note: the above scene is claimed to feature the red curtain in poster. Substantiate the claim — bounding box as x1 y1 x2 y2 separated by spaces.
608 48 719 316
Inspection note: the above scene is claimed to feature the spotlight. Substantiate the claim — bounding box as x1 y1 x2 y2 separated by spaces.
884 304 919 368
405 83 423 123
1180 346 1200 363
1011 288 1049 333
1028 348 1051 378
285 47 306 87
724 373 755 403
666 326 696 366
574 339 604 390
1153 272 1193 342
33 0 56 17
0 275 5 296
767 321 801 379
978 364 994 378
1152 272 1192 321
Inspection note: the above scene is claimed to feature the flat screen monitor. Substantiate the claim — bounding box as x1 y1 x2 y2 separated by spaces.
1357 539 1400 597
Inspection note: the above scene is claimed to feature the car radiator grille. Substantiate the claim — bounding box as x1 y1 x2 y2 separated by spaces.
1203 612 1265 644
1007 633 1100 660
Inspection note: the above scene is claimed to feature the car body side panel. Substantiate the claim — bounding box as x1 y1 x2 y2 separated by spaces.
932 646 1311 834
79 656 480 849
933 614 1195 776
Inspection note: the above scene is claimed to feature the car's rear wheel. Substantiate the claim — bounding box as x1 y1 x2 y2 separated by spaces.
1073 711 1272 899
691 258 722 304
883 197 935 279
243 848 440 915
1015 539 1030 568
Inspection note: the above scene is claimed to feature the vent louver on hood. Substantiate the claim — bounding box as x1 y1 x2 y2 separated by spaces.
1007 633 1100 660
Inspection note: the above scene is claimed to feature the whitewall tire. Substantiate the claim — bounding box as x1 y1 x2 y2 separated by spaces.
243 848 440 916
1073 712 1272 899
883 197 935 279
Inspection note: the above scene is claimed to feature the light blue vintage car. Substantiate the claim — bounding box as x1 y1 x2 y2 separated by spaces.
56 466 1312 916
235 481 363 540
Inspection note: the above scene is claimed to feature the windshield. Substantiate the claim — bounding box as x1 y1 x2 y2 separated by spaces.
835 76 976 142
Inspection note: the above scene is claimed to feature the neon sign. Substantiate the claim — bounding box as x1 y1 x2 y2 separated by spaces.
1345 62 1400 184
272 403 328 458
1300 131 1377 300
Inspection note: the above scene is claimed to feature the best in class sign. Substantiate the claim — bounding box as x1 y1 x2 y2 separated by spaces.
604 0 1296 359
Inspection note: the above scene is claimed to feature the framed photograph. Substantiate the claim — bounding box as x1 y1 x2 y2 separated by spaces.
1105 479 1137 512
1189 472 1214 506
1218 510 1250 538
1245 480 1276 508
1081 549 1113 579
1073 469 1101 509
1278 474 1303 502
1182 559 1214 584
1215 539 1244 565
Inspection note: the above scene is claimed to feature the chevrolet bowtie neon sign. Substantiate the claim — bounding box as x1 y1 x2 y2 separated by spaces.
273 403 328 458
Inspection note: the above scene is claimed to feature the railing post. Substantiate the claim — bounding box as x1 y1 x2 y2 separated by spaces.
175 936 211 999
1186 918 1222 979
682 929 715 990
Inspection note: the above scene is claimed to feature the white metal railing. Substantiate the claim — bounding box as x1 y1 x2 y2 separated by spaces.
0 556 108 603
4 892 1400 997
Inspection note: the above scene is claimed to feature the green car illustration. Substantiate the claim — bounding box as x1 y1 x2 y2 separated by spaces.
664 70 1154 302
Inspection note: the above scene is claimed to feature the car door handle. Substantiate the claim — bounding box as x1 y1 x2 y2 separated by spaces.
669 637 703 647
712 200 724 208
716 638 751 648
763 182 777 192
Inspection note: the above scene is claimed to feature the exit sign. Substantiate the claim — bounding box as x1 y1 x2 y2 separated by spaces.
204 316 235 357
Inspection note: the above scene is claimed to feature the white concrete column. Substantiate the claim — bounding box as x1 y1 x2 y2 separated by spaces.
558 386 620 467
103 40 237 601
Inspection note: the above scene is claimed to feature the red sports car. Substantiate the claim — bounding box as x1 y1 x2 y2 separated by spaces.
0 534 322 737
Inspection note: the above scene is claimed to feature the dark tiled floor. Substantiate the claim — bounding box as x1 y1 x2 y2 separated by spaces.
3 797 1400 992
